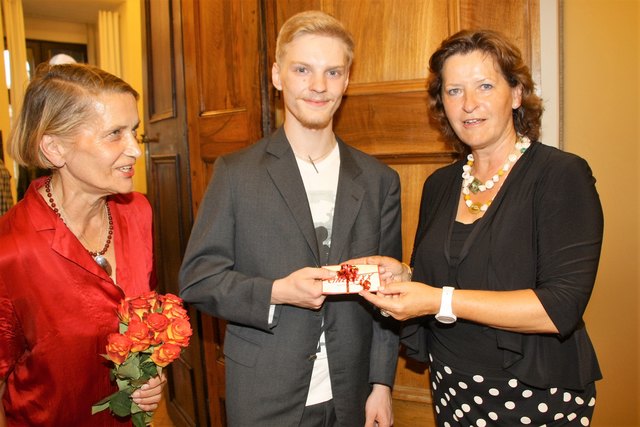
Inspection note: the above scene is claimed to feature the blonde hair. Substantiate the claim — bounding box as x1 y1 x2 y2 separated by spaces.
8 63 139 168
275 10 354 68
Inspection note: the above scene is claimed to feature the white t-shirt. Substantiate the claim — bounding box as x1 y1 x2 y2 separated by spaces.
298 143 340 405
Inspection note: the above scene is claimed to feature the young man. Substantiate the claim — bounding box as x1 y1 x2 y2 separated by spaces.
179 10 401 426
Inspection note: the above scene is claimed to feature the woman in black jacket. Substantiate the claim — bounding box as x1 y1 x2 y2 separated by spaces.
359 29 603 426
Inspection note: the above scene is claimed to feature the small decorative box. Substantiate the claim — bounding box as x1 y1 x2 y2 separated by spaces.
322 264 381 294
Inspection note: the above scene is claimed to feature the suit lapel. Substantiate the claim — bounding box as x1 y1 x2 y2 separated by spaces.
265 128 321 265
328 142 364 264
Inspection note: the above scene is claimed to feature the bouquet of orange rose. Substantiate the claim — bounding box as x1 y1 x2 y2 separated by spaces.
92 291 192 427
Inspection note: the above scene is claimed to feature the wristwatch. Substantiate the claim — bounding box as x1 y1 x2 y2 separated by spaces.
435 286 457 324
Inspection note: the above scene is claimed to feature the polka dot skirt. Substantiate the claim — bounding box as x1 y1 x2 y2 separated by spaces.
428 354 596 426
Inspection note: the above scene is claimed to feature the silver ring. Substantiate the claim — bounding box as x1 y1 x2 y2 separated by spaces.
380 309 390 317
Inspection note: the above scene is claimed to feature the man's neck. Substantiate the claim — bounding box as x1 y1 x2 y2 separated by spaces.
284 121 337 161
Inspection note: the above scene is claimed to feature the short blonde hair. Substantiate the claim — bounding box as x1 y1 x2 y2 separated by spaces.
8 63 139 168
275 10 354 68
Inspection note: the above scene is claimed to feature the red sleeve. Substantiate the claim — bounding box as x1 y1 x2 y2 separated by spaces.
0 276 25 380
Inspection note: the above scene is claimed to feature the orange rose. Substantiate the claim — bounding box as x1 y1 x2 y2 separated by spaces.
125 316 152 352
116 299 131 324
141 291 161 312
127 296 152 320
145 312 170 332
106 333 133 365
161 294 188 320
163 304 188 321
150 343 182 367
166 317 192 347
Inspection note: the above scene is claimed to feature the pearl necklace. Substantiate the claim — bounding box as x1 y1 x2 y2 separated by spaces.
461 135 531 214
45 176 114 275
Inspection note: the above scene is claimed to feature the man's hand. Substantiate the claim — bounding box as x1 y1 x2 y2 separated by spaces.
271 267 335 309
365 383 393 427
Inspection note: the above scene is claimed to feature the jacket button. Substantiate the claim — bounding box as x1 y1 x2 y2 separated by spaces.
308 354 317 361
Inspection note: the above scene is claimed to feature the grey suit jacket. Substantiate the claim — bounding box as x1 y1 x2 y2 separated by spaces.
179 127 402 426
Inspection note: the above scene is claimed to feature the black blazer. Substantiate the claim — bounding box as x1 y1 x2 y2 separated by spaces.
179 127 402 426
403 142 603 390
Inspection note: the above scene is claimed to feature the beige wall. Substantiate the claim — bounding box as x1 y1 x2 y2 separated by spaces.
563 0 639 425
117 0 146 194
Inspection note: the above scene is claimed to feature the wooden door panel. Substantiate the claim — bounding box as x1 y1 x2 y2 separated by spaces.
142 0 208 425
182 0 264 209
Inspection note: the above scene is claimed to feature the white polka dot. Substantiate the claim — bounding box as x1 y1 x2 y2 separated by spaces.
489 388 499 396
476 419 487 427
432 381 437 391
435 405 440 414
554 413 565 420
563 392 572 402
444 366 453 374
461 403 471 413
520 416 532 424
437 371 443 380
567 413 577 421
488 412 498 421
522 389 533 398
453 414 459 422
443 422 449 427
538 403 549 413
449 387 457 396
505 401 516 410
588 397 596 407
455 409 464 418
575 396 585 405
550 387 557 394
473 375 484 383
580 416 590 426
508 378 518 388
429 354 434 362
440 398 447 407
458 381 468 389
474 396 483 404
445 393 451 401
540 425 547 427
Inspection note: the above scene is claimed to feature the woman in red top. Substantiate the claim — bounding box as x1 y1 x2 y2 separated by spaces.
0 63 164 426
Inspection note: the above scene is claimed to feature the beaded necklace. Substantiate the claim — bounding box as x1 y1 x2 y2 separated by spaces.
44 175 114 275
461 135 531 214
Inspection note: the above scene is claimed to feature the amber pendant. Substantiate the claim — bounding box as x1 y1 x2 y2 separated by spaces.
94 255 113 276
469 178 482 194
468 203 481 214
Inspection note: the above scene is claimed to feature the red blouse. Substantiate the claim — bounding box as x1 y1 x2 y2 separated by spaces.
0 177 156 426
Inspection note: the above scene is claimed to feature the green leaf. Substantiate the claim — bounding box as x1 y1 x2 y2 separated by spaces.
130 401 143 414
131 411 147 427
131 410 153 427
116 355 142 379
91 400 111 415
109 390 133 417
116 378 133 391
141 362 158 378
119 323 128 334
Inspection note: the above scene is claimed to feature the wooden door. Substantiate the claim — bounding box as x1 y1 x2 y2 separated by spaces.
141 0 208 425
180 1 266 425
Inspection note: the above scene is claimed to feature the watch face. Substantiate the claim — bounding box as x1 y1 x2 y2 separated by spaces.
435 313 457 324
